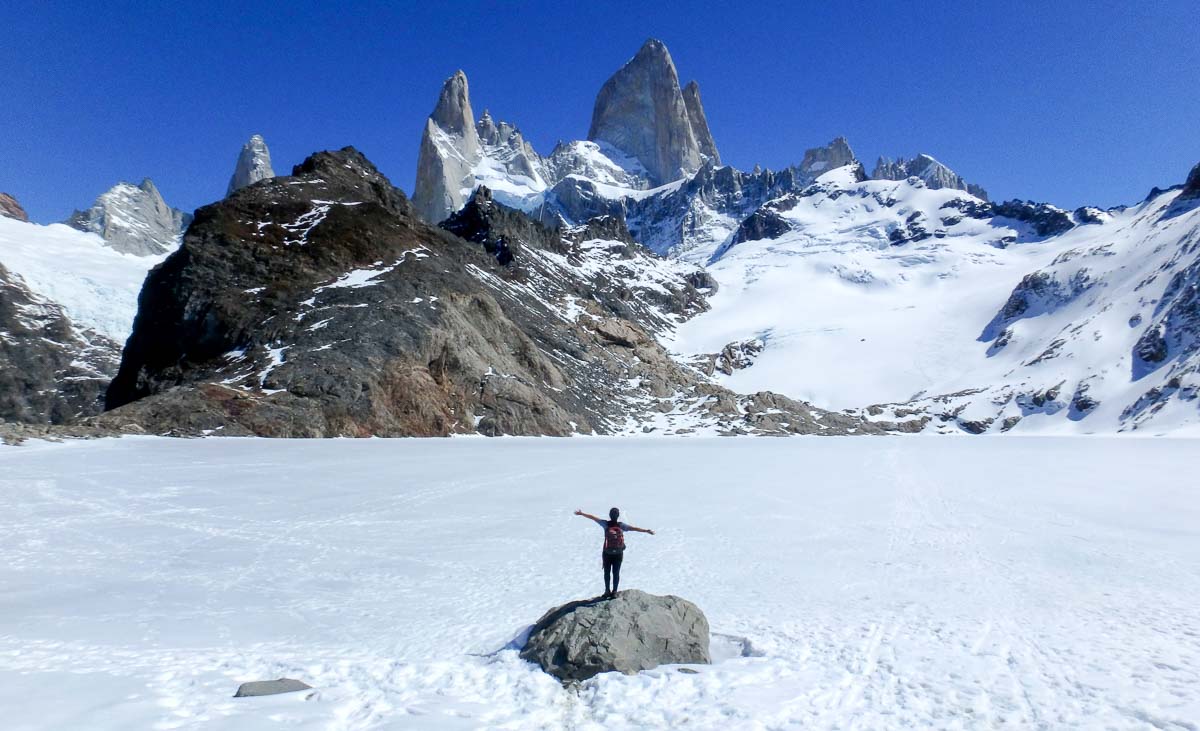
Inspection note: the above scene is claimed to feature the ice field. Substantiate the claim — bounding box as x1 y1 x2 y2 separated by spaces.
1 436 1197 729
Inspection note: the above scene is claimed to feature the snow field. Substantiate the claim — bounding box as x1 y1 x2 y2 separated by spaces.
0 216 168 342
0 436 1197 729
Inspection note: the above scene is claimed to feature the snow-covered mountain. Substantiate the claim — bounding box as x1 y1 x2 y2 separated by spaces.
669 163 1200 433
402 37 1200 434
65 178 190 255
0 216 168 422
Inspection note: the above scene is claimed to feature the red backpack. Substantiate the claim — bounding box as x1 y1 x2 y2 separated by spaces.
604 522 625 553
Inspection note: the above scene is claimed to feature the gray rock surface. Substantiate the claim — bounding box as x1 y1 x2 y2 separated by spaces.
797 137 857 179
872 153 989 201
65 178 190 256
233 678 312 697
682 81 720 165
0 192 28 222
588 39 706 186
520 590 710 681
226 134 275 196
412 71 481 224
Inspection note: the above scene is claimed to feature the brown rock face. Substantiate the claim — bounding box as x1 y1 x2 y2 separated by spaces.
0 192 29 222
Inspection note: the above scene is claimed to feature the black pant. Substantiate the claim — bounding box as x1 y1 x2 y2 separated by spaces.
603 550 623 594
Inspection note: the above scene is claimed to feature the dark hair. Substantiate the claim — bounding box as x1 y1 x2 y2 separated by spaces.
609 507 620 522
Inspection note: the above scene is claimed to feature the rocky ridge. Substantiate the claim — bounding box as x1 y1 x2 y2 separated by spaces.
872 154 989 201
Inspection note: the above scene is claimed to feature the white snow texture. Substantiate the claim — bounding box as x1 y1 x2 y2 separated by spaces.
0 436 1196 729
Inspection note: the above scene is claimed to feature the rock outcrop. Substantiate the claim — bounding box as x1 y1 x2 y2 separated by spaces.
588 39 711 185
99 146 874 438
0 261 120 423
226 134 275 195
520 590 710 681
872 153 988 201
1181 161 1200 200
797 137 858 179
0 193 28 222
66 178 190 256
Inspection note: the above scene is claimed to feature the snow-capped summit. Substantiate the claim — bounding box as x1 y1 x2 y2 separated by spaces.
587 38 715 186
413 70 482 223
65 178 190 256
872 153 988 201
0 192 28 222
226 134 275 196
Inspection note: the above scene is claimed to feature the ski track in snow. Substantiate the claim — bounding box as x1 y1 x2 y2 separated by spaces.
0 436 1197 729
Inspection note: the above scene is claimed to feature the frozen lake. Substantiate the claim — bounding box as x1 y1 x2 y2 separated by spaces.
1 436 1197 729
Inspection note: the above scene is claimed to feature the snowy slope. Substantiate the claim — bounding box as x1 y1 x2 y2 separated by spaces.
669 166 1200 433
0 216 168 342
1 436 1197 729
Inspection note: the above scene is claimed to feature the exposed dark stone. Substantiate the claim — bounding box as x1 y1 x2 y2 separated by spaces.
520 590 710 681
1181 162 1200 200
233 678 312 698
991 200 1074 237
0 261 120 424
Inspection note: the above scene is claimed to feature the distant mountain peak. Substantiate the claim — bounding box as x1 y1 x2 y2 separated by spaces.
588 39 715 185
227 134 275 196
65 179 190 256
872 153 988 200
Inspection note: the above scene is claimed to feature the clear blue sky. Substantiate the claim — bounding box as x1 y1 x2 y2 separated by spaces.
3 0 1197 223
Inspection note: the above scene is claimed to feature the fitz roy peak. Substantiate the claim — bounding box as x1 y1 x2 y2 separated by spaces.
227 134 276 196
587 38 717 185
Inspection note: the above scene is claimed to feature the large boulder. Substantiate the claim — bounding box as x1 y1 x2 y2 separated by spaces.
520 590 710 681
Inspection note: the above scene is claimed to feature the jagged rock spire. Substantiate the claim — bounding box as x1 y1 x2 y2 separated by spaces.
227 134 275 196
682 81 720 166
588 39 716 185
413 70 482 224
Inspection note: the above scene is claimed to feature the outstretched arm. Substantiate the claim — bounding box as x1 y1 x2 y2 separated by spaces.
626 525 656 535
574 509 602 522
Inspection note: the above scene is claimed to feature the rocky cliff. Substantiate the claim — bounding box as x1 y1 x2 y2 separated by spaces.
587 39 711 186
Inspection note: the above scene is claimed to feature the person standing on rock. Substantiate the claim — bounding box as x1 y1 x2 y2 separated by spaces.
574 507 654 599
